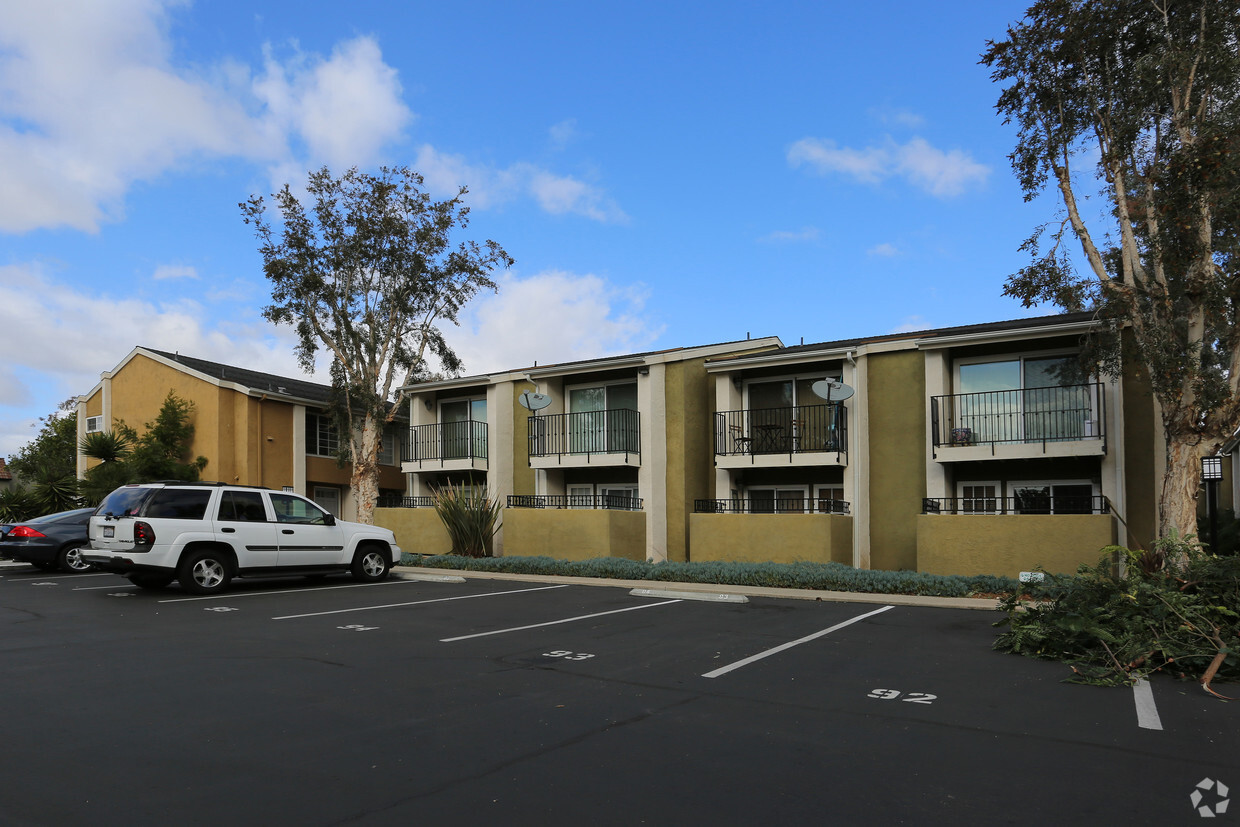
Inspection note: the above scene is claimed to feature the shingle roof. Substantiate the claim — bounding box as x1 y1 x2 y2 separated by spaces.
144 349 334 405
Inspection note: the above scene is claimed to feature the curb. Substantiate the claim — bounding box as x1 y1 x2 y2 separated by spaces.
391 566 1002 611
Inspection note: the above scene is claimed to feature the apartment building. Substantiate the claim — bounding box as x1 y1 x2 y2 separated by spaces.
76 347 405 520
386 312 1161 577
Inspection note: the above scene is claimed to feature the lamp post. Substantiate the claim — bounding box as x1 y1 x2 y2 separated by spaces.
1202 456 1223 551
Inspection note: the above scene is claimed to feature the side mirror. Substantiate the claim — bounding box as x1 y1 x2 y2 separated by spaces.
323 513 336 526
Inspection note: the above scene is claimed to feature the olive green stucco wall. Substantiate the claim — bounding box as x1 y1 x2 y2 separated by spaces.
664 359 714 563
504 508 646 561
867 350 926 571
689 514 853 564
375 508 452 557
917 514 1118 577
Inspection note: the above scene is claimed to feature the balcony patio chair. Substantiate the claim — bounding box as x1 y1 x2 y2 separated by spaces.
728 424 753 454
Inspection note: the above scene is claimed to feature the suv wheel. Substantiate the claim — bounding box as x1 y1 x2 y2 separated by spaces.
351 546 390 583
58 542 93 573
179 550 232 595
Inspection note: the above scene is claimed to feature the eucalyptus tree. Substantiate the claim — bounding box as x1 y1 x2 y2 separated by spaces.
983 0 1240 543
241 166 512 524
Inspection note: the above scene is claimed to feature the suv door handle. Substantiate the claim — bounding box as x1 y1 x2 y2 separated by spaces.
221 527 235 533
282 529 295 534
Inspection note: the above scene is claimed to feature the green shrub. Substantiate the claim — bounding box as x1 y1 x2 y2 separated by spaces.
431 485 501 558
994 536 1240 688
399 553 1026 598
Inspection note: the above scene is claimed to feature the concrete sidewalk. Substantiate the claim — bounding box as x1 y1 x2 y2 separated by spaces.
391 565 1004 611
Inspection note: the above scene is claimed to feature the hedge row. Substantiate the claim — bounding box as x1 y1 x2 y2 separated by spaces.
399 553 1024 598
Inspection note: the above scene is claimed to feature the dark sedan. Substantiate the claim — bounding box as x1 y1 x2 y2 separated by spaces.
0 508 95 573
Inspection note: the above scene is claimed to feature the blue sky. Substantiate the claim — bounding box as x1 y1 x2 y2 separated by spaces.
0 0 1054 461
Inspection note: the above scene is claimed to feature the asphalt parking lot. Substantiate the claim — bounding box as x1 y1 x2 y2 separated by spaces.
1 563 1236 825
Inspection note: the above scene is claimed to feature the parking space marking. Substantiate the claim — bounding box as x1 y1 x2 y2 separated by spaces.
440 598 682 642
702 604 895 678
160 578 418 602
272 584 570 620
1133 678 1164 731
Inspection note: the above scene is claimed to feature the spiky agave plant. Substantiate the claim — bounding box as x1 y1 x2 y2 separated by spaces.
431 484 501 558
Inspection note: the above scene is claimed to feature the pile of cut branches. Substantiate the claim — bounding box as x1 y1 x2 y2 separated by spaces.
994 536 1239 695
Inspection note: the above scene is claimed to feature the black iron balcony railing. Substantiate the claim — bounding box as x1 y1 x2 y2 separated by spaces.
930 383 1104 453
506 494 644 511
922 495 1112 515
376 495 436 509
713 404 847 459
527 409 640 462
694 497 851 515
405 420 488 465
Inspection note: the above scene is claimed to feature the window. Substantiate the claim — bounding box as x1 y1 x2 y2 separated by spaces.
85 415 103 434
956 354 1094 444
270 493 331 525
958 483 1000 514
568 382 638 454
748 486 807 513
1011 481 1096 514
144 489 212 520
745 375 843 453
567 483 640 510
218 491 267 522
307 412 339 457
440 398 487 459
379 431 398 466
815 485 847 514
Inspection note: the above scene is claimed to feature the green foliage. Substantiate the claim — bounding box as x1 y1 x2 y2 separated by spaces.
994 537 1240 688
399 553 1026 598
431 485 501 558
0 485 39 523
78 392 208 506
8 403 77 481
240 165 513 522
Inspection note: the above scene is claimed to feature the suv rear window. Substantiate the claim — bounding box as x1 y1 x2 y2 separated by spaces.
143 489 213 520
96 486 155 517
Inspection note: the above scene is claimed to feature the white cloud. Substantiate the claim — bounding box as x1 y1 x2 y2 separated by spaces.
869 106 925 128
0 1 411 233
549 118 578 150
867 242 900 257
761 227 821 243
453 271 663 374
152 264 199 281
889 315 931 334
414 145 627 223
788 136 989 197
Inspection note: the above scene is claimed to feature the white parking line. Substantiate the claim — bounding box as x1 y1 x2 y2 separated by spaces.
161 578 418 603
1133 678 1164 730
272 584 571 620
440 599 683 642
702 604 896 678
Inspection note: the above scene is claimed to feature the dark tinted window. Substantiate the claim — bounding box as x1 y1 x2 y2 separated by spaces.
143 489 212 520
218 491 267 522
97 487 154 517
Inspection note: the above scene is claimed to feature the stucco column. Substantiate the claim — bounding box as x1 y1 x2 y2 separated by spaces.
490 380 515 556
639 362 667 562
923 350 950 500
851 354 870 570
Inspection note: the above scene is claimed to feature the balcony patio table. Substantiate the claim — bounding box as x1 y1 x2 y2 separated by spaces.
752 423 786 452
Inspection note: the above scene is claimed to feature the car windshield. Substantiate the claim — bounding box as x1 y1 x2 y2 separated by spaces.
96 486 155 517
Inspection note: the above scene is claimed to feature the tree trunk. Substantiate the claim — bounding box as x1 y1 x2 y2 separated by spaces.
1160 436 1203 550
350 414 382 525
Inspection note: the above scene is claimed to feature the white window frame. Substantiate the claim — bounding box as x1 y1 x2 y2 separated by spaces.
955 480 1002 514
306 412 339 457
745 484 810 513
814 485 846 513
742 372 843 410
312 486 341 517
566 482 639 510
952 350 1098 444
85 415 104 434
378 431 398 466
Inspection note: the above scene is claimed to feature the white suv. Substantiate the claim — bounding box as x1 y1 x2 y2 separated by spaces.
82 482 402 595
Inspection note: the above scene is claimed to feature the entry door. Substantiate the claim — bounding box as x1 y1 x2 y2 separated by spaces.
270 493 346 566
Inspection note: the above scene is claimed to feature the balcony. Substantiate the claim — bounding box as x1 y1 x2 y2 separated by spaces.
713 404 847 469
694 497 851 515
922 495 1111 516
930 383 1106 461
403 420 488 472
506 494 644 512
527 409 641 468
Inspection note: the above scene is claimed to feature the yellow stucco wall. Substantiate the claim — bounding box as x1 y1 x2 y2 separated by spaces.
375 507 452 557
867 350 926 571
916 514 1118 577
503 508 647 560
689 514 853 565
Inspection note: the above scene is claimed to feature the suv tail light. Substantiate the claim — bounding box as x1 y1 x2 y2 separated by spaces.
9 526 48 539
133 521 156 550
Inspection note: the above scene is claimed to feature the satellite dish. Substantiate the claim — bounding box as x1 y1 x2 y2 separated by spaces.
811 379 855 402
518 391 552 412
